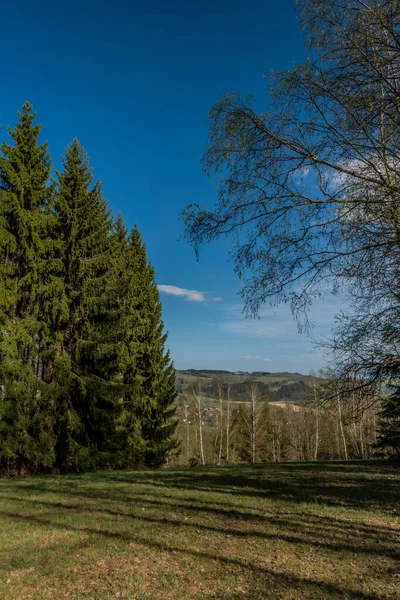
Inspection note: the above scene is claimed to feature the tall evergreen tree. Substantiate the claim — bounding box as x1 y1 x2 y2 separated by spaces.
53 139 122 471
0 103 56 473
105 214 146 466
119 226 178 467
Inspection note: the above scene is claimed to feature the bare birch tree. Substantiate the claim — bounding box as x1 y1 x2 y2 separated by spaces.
336 392 348 461
182 0 400 404
308 374 322 461
225 376 233 463
189 379 205 466
243 379 268 463
180 395 191 463
213 375 224 465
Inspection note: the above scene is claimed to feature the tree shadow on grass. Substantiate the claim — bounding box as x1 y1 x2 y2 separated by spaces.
0 508 392 600
102 467 399 513
1 460 399 522
4 481 396 529
1 464 398 598
0 488 399 562
246 460 395 473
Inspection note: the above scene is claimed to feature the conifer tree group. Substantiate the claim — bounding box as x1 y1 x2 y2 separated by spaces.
0 103 178 474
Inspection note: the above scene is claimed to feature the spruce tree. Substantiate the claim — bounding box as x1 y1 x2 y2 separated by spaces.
118 225 178 468
53 139 122 471
0 103 56 473
106 214 146 466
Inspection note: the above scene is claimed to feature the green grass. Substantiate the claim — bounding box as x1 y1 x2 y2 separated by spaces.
0 461 399 599
201 396 221 407
174 395 220 408
178 374 210 383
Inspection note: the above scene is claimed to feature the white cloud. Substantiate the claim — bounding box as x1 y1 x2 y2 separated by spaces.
157 285 206 302
239 355 272 361
221 303 293 337
158 285 224 304
223 317 293 338
328 155 400 193
293 165 311 185
221 296 345 339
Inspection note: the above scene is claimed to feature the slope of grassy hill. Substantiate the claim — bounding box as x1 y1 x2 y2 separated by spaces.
0 461 398 599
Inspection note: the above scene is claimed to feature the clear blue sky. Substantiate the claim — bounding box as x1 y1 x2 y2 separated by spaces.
0 0 342 374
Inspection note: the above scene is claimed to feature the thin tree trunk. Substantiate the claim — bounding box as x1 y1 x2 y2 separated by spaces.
198 403 205 466
186 421 190 462
213 431 219 464
313 381 319 460
252 411 256 463
218 391 223 465
226 400 231 464
232 428 237 463
352 393 359 458
314 407 319 461
335 415 341 459
372 408 378 445
246 380 263 464
276 420 282 462
337 394 348 460
183 402 190 462
359 413 365 459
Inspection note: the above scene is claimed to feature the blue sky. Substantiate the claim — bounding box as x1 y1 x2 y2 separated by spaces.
0 0 344 374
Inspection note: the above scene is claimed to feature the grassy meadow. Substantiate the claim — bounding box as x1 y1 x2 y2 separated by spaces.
0 461 399 599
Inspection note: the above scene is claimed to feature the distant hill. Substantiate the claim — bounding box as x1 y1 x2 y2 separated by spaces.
177 368 307 378
179 369 233 376
175 369 313 404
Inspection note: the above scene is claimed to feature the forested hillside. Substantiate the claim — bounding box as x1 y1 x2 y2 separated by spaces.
174 370 381 466
0 104 177 475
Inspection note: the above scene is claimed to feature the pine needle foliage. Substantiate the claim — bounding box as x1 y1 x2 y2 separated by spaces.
113 224 178 468
0 103 56 473
0 106 177 474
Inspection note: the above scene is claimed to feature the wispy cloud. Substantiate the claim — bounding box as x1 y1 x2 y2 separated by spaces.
221 296 344 339
239 355 272 361
222 304 294 338
223 319 293 337
157 285 206 302
293 165 310 185
157 285 223 303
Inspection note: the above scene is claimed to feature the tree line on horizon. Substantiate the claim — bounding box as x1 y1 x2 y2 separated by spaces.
0 103 177 475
